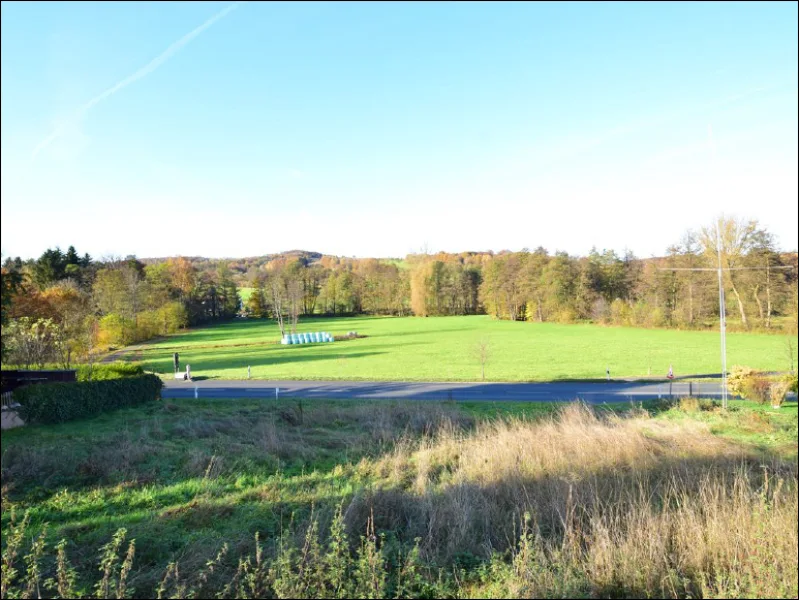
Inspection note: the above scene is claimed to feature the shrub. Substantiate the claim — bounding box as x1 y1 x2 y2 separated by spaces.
769 378 793 408
645 305 667 328
728 365 759 397
678 397 716 412
787 373 798 394
97 313 135 348
609 298 631 326
741 374 771 405
76 362 144 381
678 396 701 412
554 307 578 324
14 374 162 424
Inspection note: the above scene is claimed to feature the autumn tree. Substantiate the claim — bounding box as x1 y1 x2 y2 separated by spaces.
247 279 267 318
3 317 58 369
41 282 91 368
699 216 764 328
1 263 24 360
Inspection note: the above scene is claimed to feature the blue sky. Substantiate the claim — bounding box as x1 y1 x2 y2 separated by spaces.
1 1 797 260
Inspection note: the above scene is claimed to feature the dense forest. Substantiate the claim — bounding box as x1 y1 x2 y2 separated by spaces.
1 217 797 368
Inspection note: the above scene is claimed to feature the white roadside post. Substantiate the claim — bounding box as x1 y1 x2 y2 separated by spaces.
667 364 674 399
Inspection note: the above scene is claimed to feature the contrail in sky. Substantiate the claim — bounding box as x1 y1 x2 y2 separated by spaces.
32 1 245 158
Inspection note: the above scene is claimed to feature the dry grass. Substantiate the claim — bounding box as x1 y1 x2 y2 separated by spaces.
2 401 796 598
347 404 798 598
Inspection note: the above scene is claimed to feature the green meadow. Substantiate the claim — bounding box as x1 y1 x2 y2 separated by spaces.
238 286 255 305
128 315 791 381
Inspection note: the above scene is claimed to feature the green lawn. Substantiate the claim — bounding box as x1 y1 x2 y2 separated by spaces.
238 286 254 305
132 315 792 381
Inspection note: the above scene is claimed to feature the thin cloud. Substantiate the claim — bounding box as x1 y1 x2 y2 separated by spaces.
31 1 245 158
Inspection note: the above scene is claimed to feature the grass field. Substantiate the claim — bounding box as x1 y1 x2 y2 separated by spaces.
129 315 793 381
2 398 796 598
238 286 254 305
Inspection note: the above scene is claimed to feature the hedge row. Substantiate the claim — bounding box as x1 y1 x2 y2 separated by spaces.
76 362 145 381
0 362 145 381
15 374 162 424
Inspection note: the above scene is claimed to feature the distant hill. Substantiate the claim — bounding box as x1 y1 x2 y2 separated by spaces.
140 250 323 265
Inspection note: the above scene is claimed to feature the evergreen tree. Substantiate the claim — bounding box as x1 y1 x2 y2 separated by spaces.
65 245 80 265
33 247 66 289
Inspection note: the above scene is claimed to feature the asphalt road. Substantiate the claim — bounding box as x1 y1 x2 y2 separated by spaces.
162 379 737 403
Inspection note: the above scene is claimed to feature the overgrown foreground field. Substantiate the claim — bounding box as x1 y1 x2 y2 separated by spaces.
2 398 797 599
131 315 790 381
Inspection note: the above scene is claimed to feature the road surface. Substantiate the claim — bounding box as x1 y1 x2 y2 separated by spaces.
162 379 739 403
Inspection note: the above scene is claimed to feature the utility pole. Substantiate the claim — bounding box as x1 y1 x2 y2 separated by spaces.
660 228 792 410
715 222 727 408
658 127 794 409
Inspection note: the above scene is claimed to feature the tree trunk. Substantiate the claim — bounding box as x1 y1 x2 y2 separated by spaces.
729 277 748 327
271 283 286 337
765 260 772 328
753 284 764 322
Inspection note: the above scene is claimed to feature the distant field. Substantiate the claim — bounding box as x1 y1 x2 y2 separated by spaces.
130 315 792 381
238 286 254 304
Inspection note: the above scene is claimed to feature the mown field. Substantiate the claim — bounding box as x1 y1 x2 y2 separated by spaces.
238 286 255 305
127 315 792 381
1 398 796 598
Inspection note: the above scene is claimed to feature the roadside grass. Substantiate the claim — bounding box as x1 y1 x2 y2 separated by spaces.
122 315 789 382
2 397 796 598
657 397 799 460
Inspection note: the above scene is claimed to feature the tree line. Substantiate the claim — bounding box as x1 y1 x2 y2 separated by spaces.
240 217 796 333
477 218 797 331
2 217 797 368
1 247 238 368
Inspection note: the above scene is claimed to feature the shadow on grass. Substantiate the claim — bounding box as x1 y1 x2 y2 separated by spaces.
6 437 796 599
146 350 392 374
341 450 797 600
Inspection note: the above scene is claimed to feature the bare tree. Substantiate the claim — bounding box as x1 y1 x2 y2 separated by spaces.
82 317 100 381
473 336 491 381
287 279 302 334
270 277 287 337
699 216 761 327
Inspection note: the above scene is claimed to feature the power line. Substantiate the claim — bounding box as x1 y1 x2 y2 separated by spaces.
659 246 794 410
